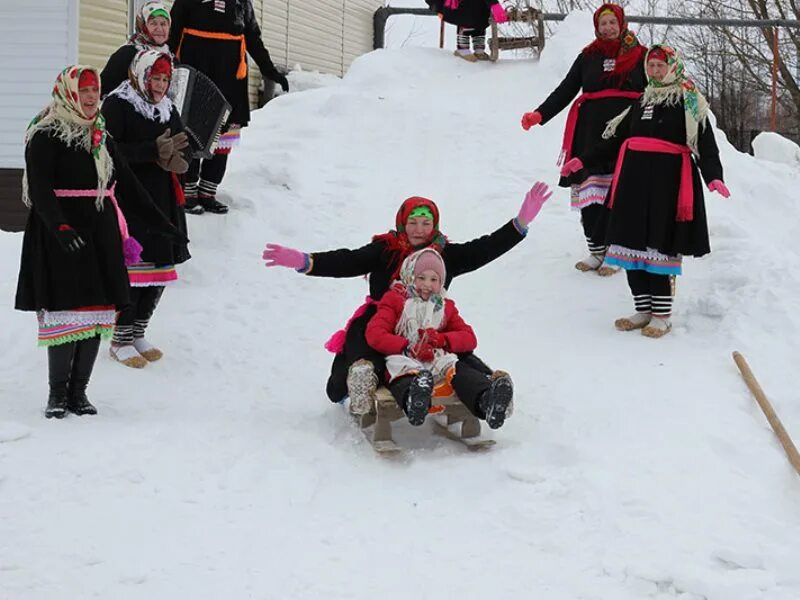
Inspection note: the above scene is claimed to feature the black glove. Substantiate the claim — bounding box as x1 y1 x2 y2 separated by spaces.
55 225 86 253
271 72 289 93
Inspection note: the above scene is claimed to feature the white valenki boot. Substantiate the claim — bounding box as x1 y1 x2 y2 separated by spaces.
575 253 603 272
614 312 652 331
642 316 672 338
110 344 148 369
346 359 378 416
133 338 163 362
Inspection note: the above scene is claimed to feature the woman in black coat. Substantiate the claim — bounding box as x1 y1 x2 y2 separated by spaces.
426 0 508 61
521 3 646 275
101 1 173 96
563 45 730 338
168 0 289 215
16 66 184 418
103 49 192 368
261 182 552 409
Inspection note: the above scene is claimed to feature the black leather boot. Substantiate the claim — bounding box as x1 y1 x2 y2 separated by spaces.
46 342 76 419
67 336 101 415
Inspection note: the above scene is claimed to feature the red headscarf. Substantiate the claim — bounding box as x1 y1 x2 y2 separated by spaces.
150 55 173 79
373 196 448 280
78 70 99 89
582 3 646 85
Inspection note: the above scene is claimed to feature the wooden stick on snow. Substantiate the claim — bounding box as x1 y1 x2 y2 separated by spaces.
732 351 800 476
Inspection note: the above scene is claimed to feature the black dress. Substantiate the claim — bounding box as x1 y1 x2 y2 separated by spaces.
15 132 174 313
426 0 500 30
168 0 282 126
102 94 191 266
536 51 646 188
584 101 723 261
309 220 527 402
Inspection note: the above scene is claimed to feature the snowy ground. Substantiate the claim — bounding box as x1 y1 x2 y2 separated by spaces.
2 12 800 600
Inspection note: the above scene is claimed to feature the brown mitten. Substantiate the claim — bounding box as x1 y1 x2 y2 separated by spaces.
155 128 173 161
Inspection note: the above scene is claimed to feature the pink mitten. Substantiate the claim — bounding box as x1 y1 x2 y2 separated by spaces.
521 111 542 131
708 180 730 198
444 0 460 8
491 3 508 24
517 181 553 227
560 157 584 177
262 243 307 269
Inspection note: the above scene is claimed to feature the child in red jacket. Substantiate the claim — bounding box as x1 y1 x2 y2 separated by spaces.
365 248 513 428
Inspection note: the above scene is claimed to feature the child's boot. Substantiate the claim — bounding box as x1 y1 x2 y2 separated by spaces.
405 370 433 426
347 359 378 415
478 374 514 429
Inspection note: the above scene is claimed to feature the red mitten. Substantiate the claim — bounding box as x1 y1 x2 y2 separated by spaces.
419 328 447 349
409 341 435 362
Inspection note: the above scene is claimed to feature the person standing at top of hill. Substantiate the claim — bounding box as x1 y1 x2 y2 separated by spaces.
521 3 646 275
426 0 509 62
168 0 289 215
101 1 174 96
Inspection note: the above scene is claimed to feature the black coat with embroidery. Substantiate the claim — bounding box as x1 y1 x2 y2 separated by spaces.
15 132 176 312
168 0 282 126
535 51 646 187
102 93 191 266
581 100 724 258
426 0 501 29
307 219 525 301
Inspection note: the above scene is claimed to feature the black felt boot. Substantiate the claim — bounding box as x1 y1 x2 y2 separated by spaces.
67 336 101 416
46 342 76 419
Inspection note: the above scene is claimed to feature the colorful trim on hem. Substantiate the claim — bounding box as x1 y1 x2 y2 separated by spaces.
214 125 241 155
38 324 113 347
570 174 613 211
604 244 683 276
128 263 178 287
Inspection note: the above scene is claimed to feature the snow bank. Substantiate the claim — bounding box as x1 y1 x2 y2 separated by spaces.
752 131 800 168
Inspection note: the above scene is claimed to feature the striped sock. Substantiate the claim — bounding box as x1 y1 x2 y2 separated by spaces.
651 295 673 318
113 325 134 346
199 179 218 198
457 29 471 51
133 319 150 340
184 181 199 199
633 294 652 314
587 238 607 257
472 35 486 51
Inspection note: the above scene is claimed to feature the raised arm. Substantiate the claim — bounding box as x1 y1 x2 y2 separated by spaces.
535 54 584 124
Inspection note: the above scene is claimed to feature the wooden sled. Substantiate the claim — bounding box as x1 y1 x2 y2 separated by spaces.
489 4 545 63
357 386 497 455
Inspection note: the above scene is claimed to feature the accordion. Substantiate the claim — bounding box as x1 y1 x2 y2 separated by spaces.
169 65 231 159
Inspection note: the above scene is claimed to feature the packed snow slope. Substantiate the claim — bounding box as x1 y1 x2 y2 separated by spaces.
2 13 800 600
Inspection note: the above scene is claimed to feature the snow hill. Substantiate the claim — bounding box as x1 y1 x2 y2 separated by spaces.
2 12 799 600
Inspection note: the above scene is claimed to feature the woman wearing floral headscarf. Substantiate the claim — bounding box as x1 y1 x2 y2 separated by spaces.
521 3 646 275
15 65 185 418
101 1 173 96
563 45 730 338
103 50 192 368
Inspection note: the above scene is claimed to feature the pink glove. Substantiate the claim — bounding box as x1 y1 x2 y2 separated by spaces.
708 180 730 198
521 111 542 131
517 181 553 227
263 243 307 269
444 0 460 8
560 157 584 177
491 3 508 24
